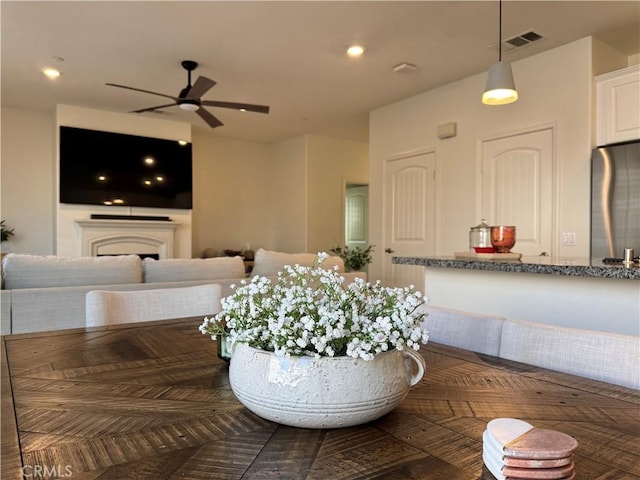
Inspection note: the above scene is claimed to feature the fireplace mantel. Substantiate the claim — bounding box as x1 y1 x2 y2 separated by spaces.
75 219 181 258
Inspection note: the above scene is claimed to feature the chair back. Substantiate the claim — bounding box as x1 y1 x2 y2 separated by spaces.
86 284 221 327
420 305 504 356
500 318 640 389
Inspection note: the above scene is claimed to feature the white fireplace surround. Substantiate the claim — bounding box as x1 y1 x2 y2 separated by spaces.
75 219 181 259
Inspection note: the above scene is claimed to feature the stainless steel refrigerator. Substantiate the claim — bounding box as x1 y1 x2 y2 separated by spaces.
591 140 640 260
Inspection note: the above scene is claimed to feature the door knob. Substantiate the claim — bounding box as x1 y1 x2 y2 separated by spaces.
385 248 395 254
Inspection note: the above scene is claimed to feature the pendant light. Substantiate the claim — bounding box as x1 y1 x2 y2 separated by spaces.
482 0 518 105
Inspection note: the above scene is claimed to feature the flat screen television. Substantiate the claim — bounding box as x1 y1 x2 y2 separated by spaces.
59 126 193 209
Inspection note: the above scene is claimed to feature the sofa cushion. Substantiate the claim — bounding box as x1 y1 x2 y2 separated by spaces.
2 253 142 289
143 256 245 283
250 249 344 277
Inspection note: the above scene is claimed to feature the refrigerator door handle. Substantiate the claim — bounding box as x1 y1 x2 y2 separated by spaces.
598 147 616 257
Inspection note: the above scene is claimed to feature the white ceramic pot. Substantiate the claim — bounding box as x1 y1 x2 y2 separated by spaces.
228 343 426 429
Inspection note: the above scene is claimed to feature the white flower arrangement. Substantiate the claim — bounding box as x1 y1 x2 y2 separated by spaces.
199 252 429 360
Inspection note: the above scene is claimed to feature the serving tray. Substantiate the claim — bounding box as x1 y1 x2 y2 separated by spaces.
454 251 522 261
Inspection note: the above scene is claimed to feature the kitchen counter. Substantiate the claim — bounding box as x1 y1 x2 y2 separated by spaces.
392 255 640 280
393 254 640 336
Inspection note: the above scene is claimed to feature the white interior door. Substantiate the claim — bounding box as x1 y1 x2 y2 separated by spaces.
345 185 369 250
383 151 436 289
481 128 554 256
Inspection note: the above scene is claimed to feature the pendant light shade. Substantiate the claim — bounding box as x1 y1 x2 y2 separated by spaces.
482 61 518 105
482 0 518 105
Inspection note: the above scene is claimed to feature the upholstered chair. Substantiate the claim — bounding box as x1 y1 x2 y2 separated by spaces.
85 284 221 327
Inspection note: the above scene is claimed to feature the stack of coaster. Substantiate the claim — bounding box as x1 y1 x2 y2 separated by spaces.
483 418 578 480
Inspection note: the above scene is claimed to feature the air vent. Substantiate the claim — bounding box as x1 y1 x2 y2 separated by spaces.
393 62 418 73
503 30 544 51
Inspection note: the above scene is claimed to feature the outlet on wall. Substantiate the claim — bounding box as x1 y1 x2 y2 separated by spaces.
562 232 576 246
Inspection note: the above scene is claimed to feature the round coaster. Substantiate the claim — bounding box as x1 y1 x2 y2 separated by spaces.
504 428 578 459
504 455 573 468
502 462 574 479
484 429 507 458
487 418 535 449
483 434 506 473
506 472 575 480
483 450 506 480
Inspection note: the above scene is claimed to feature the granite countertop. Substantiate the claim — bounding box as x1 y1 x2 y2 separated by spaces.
392 255 640 280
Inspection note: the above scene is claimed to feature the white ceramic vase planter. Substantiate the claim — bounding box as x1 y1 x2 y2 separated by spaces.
229 343 426 429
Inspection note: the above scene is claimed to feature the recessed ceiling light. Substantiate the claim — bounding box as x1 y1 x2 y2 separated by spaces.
346 45 365 58
42 67 61 79
177 139 188 146
144 157 155 165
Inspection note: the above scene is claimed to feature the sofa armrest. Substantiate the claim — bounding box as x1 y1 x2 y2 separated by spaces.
1 290 11 336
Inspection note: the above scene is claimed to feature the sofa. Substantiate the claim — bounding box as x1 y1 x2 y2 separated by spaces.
1 249 365 335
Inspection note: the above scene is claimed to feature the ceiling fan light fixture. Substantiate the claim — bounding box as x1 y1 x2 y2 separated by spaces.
179 102 199 112
106 60 269 129
482 0 518 105
482 61 518 105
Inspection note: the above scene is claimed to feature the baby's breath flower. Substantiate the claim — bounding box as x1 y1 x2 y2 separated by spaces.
199 253 429 360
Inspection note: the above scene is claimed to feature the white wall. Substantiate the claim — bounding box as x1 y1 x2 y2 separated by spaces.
1 108 55 255
270 136 308 252
306 135 369 254
267 134 369 254
592 37 628 76
192 129 275 257
368 37 606 282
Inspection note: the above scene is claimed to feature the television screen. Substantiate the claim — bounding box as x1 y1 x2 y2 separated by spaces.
59 126 193 209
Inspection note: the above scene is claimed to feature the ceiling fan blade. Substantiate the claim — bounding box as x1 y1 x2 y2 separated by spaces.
197 107 224 128
186 76 217 100
130 103 177 114
201 100 270 114
106 83 178 102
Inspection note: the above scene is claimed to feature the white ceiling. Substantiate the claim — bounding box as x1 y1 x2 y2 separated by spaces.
2 1 639 144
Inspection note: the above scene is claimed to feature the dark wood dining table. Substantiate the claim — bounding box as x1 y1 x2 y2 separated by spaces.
2 318 639 480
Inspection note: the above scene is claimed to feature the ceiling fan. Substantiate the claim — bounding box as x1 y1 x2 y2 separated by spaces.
106 60 270 128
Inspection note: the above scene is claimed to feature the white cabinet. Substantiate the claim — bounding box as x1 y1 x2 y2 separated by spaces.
596 65 640 145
